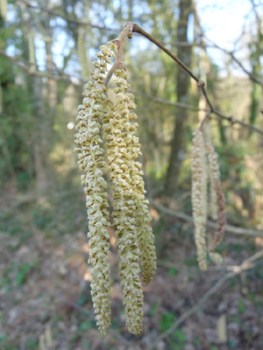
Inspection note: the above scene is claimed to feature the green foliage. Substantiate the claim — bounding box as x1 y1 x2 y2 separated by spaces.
77 292 90 306
0 335 7 342
173 329 186 343
210 346 219 350
79 321 93 331
149 302 158 316
168 267 178 277
16 263 34 287
159 312 175 332
23 339 38 349
184 256 197 266
228 339 239 348
237 301 246 314
33 208 53 231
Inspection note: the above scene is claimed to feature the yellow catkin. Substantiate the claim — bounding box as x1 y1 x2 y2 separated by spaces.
209 252 223 265
124 92 156 284
102 69 144 335
205 122 218 220
74 43 115 334
191 129 207 271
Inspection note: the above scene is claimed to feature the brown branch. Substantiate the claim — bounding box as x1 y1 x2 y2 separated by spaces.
150 200 263 238
1 30 263 137
132 90 263 136
147 249 263 349
131 24 263 131
167 40 263 88
18 0 115 31
0 49 76 83
104 23 133 86
130 90 201 111
132 24 216 114
132 24 198 81
204 37 263 88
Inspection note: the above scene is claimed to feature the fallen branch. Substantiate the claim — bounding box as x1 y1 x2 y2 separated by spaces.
150 200 263 238
147 249 263 349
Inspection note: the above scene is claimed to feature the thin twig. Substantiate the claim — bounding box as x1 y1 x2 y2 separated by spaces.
131 90 263 136
150 200 263 238
0 49 74 82
147 249 263 349
204 37 263 88
132 24 216 114
18 0 116 31
132 24 198 81
164 39 263 87
104 23 133 86
0 33 263 135
131 23 263 133
59 298 90 316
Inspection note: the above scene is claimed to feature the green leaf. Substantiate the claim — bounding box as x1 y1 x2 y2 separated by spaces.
159 312 175 332
168 267 178 277
16 264 31 286
0 334 7 342
149 302 157 316
79 321 93 331
173 329 186 343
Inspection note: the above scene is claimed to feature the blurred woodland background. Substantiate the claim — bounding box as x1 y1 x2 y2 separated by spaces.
1 0 263 349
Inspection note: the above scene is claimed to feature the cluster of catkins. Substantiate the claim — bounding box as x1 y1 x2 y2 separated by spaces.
191 127 226 270
74 42 156 335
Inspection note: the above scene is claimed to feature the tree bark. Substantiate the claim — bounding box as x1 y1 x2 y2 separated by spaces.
33 2 57 199
33 76 51 198
164 0 192 196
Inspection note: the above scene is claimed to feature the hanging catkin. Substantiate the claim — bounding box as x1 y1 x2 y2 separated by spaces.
75 42 156 335
206 143 226 253
205 121 218 220
74 43 115 334
102 68 144 335
191 129 208 271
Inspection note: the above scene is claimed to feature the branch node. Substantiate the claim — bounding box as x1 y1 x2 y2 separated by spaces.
197 80 205 89
118 63 126 70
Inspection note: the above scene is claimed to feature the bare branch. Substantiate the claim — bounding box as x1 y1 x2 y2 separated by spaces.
132 90 263 136
147 249 263 349
18 0 116 31
104 23 134 85
1 26 263 137
0 49 77 83
204 37 263 87
163 39 263 87
150 200 263 238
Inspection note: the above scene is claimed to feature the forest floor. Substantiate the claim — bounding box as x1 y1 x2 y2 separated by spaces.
1 188 263 350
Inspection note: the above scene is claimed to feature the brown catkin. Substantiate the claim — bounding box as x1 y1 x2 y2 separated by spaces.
206 144 226 253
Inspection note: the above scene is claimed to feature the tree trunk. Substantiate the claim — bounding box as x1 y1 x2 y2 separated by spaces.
33 76 51 198
33 4 58 199
164 0 192 196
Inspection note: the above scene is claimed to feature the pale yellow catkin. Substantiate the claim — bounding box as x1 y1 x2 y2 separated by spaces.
204 122 218 220
125 94 156 285
74 43 115 334
191 129 208 271
75 41 157 335
102 69 144 335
